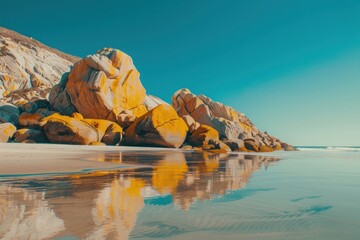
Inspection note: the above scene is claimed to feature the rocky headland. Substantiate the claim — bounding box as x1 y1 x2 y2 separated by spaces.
0 27 295 152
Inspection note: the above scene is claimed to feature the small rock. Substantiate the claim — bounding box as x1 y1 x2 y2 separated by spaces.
0 122 16 142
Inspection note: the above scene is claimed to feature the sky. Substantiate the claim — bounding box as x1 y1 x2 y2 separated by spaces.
1 0 360 146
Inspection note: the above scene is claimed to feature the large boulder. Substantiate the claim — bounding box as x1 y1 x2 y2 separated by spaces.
49 48 146 122
0 102 20 125
0 122 16 142
125 104 188 148
41 113 123 145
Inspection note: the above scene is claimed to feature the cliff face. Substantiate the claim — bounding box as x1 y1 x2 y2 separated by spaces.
0 27 294 151
0 27 79 102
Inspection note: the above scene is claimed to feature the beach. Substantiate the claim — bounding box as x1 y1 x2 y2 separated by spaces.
1 146 360 239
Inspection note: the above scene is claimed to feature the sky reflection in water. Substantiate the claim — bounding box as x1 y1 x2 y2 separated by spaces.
0 151 276 239
2 149 359 239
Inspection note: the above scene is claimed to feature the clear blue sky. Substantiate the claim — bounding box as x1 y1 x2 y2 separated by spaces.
1 0 360 146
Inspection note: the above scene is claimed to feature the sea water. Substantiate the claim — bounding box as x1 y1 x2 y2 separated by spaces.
0 147 360 239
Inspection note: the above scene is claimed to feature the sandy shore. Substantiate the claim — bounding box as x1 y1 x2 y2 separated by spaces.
0 143 179 177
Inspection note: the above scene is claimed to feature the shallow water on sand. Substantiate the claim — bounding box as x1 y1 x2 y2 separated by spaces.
1 148 360 239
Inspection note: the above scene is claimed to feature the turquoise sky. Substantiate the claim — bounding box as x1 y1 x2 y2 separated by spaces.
1 0 360 146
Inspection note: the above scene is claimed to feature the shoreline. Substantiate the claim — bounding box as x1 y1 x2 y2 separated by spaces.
0 143 170 178
0 143 281 179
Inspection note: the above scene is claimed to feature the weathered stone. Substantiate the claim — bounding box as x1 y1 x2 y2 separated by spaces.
50 48 146 122
125 104 188 148
81 119 122 146
223 139 246 151
143 94 168 111
181 115 200 133
41 113 123 145
172 89 254 140
0 102 20 125
0 122 16 142
244 138 259 152
0 27 76 100
172 88 295 151
188 125 219 147
18 112 43 129
13 128 48 143
42 114 99 145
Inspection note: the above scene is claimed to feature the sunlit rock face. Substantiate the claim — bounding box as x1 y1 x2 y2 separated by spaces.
0 122 16 142
41 113 123 145
125 104 188 148
49 48 147 122
0 185 65 240
172 88 295 151
0 27 77 102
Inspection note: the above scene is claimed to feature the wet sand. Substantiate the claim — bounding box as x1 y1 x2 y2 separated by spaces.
0 143 180 176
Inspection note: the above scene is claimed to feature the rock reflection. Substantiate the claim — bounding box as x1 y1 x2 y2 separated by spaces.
0 150 278 239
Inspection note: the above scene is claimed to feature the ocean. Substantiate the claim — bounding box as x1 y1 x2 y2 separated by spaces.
0 146 360 239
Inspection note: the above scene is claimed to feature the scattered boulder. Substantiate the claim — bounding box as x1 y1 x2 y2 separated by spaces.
42 114 99 145
18 112 43 129
49 48 146 122
223 139 246 151
41 113 123 145
0 122 16 142
13 128 48 143
0 102 20 125
244 138 259 152
188 125 219 147
125 104 188 148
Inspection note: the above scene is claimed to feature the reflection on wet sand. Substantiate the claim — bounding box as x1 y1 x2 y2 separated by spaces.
0 150 278 240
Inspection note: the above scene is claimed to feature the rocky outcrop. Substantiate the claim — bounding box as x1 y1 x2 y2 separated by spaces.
49 48 147 122
0 27 294 151
0 27 78 101
172 88 294 151
125 104 188 148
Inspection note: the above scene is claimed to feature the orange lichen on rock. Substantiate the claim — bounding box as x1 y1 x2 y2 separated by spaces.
18 112 43 128
41 113 123 145
188 125 219 147
42 113 99 145
0 122 16 142
260 145 274 152
125 104 188 148
50 48 146 122
82 119 123 145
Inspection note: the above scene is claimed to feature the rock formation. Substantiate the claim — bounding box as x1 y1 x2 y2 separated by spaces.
0 27 78 103
0 27 295 152
172 88 295 151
